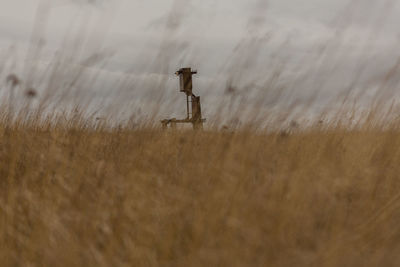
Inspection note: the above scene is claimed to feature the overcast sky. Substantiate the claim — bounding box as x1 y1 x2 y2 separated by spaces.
1 0 400 123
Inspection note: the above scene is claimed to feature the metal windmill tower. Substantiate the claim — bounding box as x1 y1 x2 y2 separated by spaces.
161 68 205 129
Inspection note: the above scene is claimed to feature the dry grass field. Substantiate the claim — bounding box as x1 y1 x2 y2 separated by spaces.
1 112 400 267
2 1 400 266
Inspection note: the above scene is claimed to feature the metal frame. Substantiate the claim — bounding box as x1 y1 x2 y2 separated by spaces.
162 68 205 129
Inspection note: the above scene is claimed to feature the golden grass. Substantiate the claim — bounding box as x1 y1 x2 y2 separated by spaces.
1 115 400 267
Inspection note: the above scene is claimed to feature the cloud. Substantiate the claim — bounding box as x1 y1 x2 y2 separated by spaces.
2 0 400 120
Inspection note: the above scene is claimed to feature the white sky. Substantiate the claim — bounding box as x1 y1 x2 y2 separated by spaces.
1 0 400 122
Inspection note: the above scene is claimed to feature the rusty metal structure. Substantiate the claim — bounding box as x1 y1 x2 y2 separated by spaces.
161 68 205 129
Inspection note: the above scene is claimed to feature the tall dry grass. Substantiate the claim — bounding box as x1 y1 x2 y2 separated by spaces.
1 111 400 266
2 1 400 266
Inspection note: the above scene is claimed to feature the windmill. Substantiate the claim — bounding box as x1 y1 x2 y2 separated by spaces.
161 68 205 129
